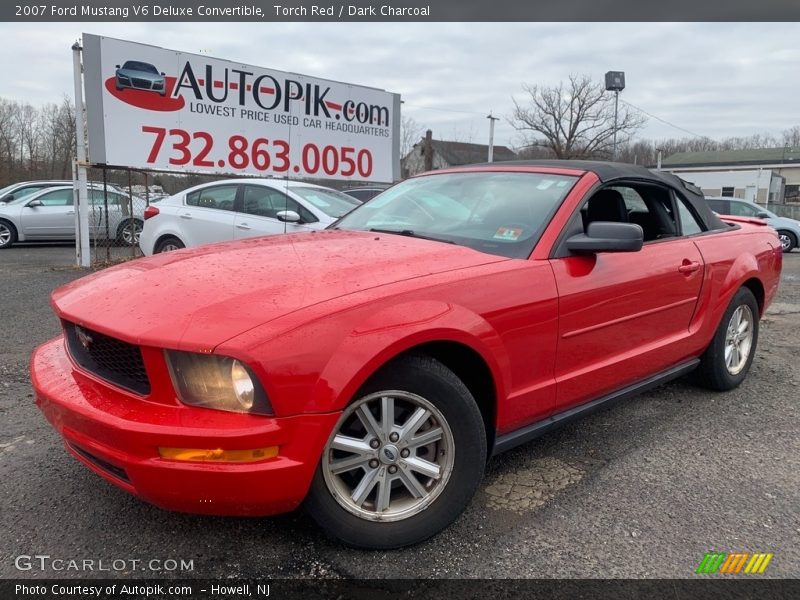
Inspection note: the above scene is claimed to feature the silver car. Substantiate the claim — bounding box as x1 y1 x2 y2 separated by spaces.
0 185 145 249
115 61 167 96
705 196 800 253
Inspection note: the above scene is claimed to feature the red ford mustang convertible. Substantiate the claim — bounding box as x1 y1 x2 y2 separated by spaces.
32 161 782 548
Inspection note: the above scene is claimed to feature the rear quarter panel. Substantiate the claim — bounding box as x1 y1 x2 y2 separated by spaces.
688 224 781 353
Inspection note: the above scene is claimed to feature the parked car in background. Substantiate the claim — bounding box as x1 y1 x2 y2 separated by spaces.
705 196 800 252
32 161 781 549
342 186 390 202
0 180 127 204
0 185 145 249
139 179 360 255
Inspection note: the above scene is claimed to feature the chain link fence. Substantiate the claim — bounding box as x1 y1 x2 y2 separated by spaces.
83 166 158 267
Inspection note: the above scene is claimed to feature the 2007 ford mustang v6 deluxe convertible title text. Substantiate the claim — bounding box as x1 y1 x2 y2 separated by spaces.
31 161 782 548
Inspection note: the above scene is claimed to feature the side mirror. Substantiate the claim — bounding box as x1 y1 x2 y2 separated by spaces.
26 200 43 208
566 222 644 253
276 210 301 224
756 212 769 219
160 72 165 76
115 64 120 69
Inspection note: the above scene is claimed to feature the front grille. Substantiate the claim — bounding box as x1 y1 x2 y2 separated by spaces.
63 322 151 395
67 442 130 483
132 78 152 88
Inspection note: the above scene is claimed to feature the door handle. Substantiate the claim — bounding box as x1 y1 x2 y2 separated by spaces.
180 213 192 219
236 223 251 230
678 260 701 274
66 210 75 215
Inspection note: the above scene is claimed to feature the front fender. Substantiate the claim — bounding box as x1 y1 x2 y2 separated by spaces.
309 300 509 414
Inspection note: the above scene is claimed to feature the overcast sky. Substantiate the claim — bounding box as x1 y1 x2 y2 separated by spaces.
2 22 798 149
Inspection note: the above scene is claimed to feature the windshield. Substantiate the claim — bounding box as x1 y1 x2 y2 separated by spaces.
334 171 578 258
290 186 361 218
123 61 159 74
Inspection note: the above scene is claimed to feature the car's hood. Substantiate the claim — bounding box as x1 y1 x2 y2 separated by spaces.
51 230 507 351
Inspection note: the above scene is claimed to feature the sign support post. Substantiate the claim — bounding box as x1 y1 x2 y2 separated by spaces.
72 41 91 268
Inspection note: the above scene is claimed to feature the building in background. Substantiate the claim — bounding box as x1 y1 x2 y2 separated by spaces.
660 147 800 205
402 131 517 178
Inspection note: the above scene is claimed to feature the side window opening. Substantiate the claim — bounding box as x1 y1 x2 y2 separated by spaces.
674 193 705 236
186 186 237 211
241 186 317 224
581 184 680 242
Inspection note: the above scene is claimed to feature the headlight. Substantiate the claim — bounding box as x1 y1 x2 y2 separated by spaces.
165 351 272 415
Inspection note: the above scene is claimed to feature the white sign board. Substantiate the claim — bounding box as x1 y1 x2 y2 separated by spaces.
83 34 400 182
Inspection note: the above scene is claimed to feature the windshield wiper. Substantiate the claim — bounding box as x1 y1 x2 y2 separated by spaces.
368 228 455 244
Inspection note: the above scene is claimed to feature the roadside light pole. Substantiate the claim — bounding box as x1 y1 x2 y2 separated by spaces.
487 112 499 162
605 71 626 162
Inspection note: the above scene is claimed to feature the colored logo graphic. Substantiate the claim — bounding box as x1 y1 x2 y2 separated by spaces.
105 75 184 112
105 59 184 112
696 552 773 574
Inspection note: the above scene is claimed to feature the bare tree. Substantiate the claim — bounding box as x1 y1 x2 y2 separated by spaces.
400 115 424 158
782 126 800 147
510 74 646 159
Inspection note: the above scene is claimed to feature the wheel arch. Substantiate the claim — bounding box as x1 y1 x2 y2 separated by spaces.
741 277 765 316
370 340 498 451
310 301 509 451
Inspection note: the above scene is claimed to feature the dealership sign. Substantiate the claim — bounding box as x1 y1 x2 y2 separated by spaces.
82 34 401 182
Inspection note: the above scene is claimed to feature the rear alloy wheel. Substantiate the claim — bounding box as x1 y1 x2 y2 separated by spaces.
695 287 759 391
154 236 185 253
0 220 16 249
777 230 797 253
305 355 486 549
117 219 143 246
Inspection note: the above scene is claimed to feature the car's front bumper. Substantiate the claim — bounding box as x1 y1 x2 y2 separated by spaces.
31 336 339 516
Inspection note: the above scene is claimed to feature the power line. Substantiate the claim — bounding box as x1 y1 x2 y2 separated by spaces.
402 103 487 116
620 99 717 142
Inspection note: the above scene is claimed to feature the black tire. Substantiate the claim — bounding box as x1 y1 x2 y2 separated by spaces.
305 354 487 549
777 230 797 253
154 236 185 253
694 287 759 391
0 219 17 249
116 218 143 246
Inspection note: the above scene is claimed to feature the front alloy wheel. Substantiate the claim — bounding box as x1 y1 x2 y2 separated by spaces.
322 390 455 522
306 355 486 549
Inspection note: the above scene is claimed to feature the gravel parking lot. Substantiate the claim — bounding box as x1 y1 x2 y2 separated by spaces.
1 244 798 579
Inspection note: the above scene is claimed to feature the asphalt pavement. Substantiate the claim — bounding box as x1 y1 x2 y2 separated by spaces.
1 243 797 579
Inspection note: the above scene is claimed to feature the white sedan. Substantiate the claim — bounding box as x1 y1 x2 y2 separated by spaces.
139 179 361 255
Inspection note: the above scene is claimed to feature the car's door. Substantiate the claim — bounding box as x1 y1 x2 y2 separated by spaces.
550 182 707 411
88 189 124 239
233 185 317 240
20 189 75 238
179 184 239 246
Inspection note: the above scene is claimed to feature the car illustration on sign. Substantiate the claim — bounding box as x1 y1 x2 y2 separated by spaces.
115 60 167 96
31 161 782 549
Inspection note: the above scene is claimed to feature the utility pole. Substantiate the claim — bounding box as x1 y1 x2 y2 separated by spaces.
605 71 626 162
487 112 499 162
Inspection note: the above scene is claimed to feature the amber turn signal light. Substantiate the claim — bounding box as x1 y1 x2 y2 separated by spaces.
158 446 278 463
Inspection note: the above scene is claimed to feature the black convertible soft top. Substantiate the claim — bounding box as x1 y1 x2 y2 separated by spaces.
470 159 728 232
